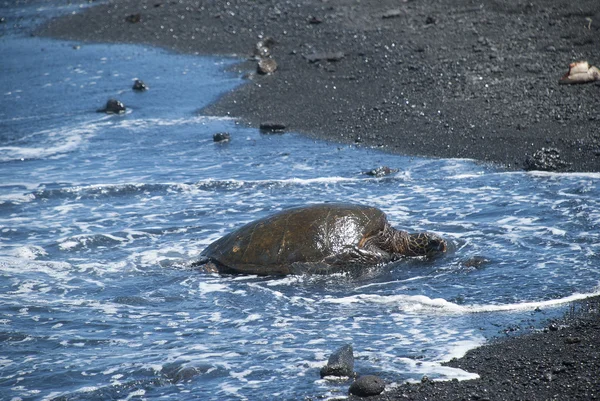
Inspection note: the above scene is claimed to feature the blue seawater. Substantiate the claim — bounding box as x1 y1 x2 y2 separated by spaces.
1 4 599 401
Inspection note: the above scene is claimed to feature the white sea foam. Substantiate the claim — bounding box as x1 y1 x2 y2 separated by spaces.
324 289 600 314
198 282 230 295
0 120 106 163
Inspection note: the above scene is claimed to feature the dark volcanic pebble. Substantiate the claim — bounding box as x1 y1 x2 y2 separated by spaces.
349 375 385 397
259 121 286 133
97 99 126 114
132 79 148 91
213 132 231 142
257 58 277 75
320 344 354 378
524 147 571 171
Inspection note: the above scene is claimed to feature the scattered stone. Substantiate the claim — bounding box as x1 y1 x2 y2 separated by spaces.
257 58 278 75
349 375 385 397
132 79 148 91
125 13 141 23
254 37 275 58
382 9 403 19
425 16 437 25
565 336 581 344
308 16 322 24
259 121 286 133
548 323 559 331
213 132 231 143
0 17 5 23
304 51 345 63
97 99 126 114
320 344 355 378
523 147 570 171
363 166 398 177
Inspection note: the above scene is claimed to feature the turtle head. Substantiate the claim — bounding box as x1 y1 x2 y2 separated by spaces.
404 232 447 257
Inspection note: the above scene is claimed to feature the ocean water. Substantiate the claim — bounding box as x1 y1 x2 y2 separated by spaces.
1 5 600 401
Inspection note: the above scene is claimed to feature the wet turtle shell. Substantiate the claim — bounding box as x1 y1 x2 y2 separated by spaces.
200 203 446 275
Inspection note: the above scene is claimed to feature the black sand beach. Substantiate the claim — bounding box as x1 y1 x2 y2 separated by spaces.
18 0 600 399
36 0 600 172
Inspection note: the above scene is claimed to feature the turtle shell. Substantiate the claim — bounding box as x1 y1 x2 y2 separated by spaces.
201 203 389 275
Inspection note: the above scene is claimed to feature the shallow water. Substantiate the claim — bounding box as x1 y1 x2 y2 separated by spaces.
1 7 600 401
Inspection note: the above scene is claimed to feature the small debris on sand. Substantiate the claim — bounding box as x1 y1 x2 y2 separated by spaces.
559 61 600 84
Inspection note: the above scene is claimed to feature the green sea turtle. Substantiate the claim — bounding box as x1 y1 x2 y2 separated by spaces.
199 203 446 275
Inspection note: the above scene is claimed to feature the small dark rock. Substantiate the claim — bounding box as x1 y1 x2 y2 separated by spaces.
363 166 399 177
257 58 278 75
304 51 345 63
523 147 570 171
320 344 354 378
349 375 385 397
0 17 5 23
259 121 286 133
548 323 559 331
254 37 275 58
125 13 141 23
132 79 148 91
213 132 231 143
308 16 322 24
97 99 126 114
565 336 581 344
425 16 437 25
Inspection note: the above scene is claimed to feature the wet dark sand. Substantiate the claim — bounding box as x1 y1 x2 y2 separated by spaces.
27 0 600 399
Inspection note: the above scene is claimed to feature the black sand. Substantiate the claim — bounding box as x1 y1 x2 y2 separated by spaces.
22 0 600 399
36 0 600 172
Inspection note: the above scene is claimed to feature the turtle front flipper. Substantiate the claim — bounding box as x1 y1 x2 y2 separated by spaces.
294 246 392 274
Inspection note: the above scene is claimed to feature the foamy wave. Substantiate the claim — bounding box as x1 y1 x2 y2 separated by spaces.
111 115 236 132
324 289 600 314
0 119 106 162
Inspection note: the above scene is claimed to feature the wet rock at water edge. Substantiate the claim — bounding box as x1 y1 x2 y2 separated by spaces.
213 132 231 143
257 58 278 75
320 344 355 378
97 99 126 114
259 121 286 133
349 375 386 397
363 166 398 177
132 79 148 91
523 147 570 171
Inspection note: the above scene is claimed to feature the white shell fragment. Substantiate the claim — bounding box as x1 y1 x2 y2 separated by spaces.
559 61 600 84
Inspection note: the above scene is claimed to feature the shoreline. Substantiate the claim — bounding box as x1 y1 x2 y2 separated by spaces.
26 1 600 399
35 0 600 172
